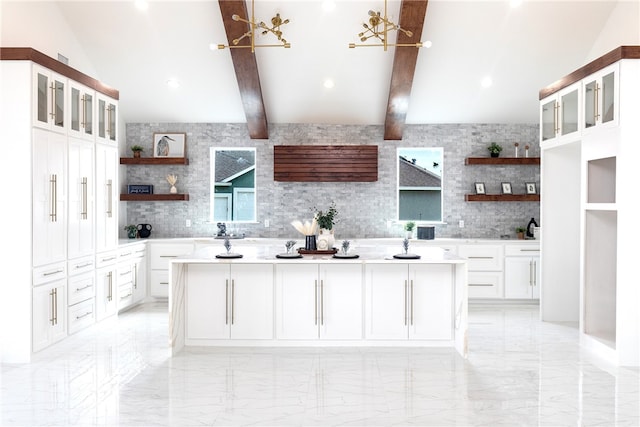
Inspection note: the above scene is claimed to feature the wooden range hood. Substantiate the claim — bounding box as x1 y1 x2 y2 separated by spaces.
218 0 428 140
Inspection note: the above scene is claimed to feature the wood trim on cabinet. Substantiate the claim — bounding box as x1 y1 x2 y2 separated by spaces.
465 157 540 165
120 194 189 201
465 194 540 202
274 145 378 182
0 47 119 99
539 45 640 100
120 157 189 165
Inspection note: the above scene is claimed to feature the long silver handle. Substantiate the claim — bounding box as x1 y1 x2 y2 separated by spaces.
320 279 324 326
410 279 414 326
43 269 64 276
81 177 88 220
76 311 92 320
120 270 132 276
106 105 112 135
75 284 93 292
53 288 58 326
80 94 86 128
49 83 55 119
107 272 113 302
594 83 600 121
49 174 57 222
133 264 138 290
529 260 533 287
120 292 132 300
75 262 92 270
314 280 318 325
101 256 116 262
231 279 235 325
554 101 560 134
532 260 537 287
468 256 493 259
404 280 408 326
49 289 55 325
225 279 229 325
106 179 113 218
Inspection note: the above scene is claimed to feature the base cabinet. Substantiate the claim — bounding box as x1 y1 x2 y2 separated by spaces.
505 257 540 299
275 263 363 340
365 263 453 340
33 280 67 352
96 264 117 321
186 264 273 340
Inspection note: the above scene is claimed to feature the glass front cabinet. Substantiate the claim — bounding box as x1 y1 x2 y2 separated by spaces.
540 82 580 144
33 65 66 133
584 64 618 131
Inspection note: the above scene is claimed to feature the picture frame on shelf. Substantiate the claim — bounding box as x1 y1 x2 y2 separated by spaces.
474 182 486 194
501 182 512 194
525 182 537 194
153 133 186 158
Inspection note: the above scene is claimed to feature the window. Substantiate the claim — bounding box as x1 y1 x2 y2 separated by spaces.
210 148 256 222
397 148 443 222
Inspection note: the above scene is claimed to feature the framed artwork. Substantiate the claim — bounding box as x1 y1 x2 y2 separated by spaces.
525 182 537 194
501 182 512 194
153 133 186 158
474 182 486 194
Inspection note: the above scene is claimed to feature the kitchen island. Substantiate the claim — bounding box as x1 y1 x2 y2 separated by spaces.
168 241 468 357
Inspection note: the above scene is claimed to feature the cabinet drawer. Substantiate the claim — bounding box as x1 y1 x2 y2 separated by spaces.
68 298 95 334
96 250 118 268
68 256 95 276
68 272 95 306
33 261 66 286
119 243 146 260
150 243 193 270
467 272 503 299
150 270 169 297
118 283 134 310
457 245 503 271
117 264 135 286
504 244 541 257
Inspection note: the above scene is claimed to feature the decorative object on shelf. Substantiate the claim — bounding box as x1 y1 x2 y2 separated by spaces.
131 145 144 158
349 0 423 50
223 238 232 254
124 224 138 239
403 238 410 254
153 133 186 158
313 202 338 249
501 182 512 194
525 145 530 158
516 227 526 240
525 182 537 194
217 0 291 52
404 221 415 239
166 174 178 194
216 237 244 258
317 229 335 250
291 218 318 250
285 240 296 254
488 142 503 158
475 182 486 194
341 240 350 255
392 238 421 259
137 223 152 238
526 218 538 238
514 142 519 158
127 184 153 194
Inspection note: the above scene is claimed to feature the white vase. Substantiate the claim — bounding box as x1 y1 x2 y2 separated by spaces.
170 185 177 194
317 228 335 250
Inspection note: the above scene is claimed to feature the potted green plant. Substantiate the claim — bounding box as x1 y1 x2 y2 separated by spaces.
516 226 526 240
488 142 503 158
131 145 144 158
124 224 138 239
404 221 416 239
313 202 338 249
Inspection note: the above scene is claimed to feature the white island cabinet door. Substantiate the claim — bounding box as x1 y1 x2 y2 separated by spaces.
364 263 409 340
229 264 273 339
505 257 540 299
409 264 453 340
186 264 230 340
319 264 363 340
275 264 319 340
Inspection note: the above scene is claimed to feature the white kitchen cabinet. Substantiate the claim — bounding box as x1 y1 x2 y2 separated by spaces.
149 242 194 298
186 263 273 340
67 136 94 260
540 82 581 145
96 94 117 145
32 128 67 267
131 246 147 304
275 263 363 340
583 63 618 131
32 280 66 352
68 81 94 140
96 262 117 321
457 244 503 299
32 64 66 133
117 244 147 311
95 143 118 253
505 256 540 299
364 263 452 340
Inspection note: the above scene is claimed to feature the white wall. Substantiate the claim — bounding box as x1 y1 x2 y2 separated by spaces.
587 0 640 61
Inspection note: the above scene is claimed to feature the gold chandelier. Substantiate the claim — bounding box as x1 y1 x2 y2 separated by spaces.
217 0 290 52
349 0 422 50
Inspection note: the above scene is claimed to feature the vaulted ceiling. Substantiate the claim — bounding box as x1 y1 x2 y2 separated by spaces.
5 1 634 138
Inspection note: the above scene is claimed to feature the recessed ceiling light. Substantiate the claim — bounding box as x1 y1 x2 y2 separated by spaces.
323 79 335 89
134 0 148 11
481 76 493 88
166 78 180 89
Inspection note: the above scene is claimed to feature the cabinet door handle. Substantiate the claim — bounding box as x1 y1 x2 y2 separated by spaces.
314 280 318 326
225 279 229 325
49 289 55 325
81 177 88 220
231 279 235 325
594 83 600 121
106 179 113 218
404 280 408 326
133 264 138 290
107 271 113 302
320 279 324 326
49 174 57 222
410 279 414 326
43 269 64 276
49 82 55 120
76 311 92 320
75 262 92 270
554 101 560 134
532 260 537 287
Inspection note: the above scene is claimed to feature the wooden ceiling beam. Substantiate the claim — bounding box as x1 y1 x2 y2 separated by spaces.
218 0 269 139
384 0 429 140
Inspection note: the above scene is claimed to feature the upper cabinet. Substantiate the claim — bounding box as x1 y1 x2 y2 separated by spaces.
69 81 95 140
540 82 581 144
96 94 118 145
583 64 618 132
33 64 66 133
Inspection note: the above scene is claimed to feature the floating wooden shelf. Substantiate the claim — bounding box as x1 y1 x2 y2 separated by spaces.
120 157 189 165
120 194 189 201
465 157 540 165
465 194 540 202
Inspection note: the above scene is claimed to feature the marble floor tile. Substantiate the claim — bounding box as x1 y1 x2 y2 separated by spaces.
1 302 638 426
